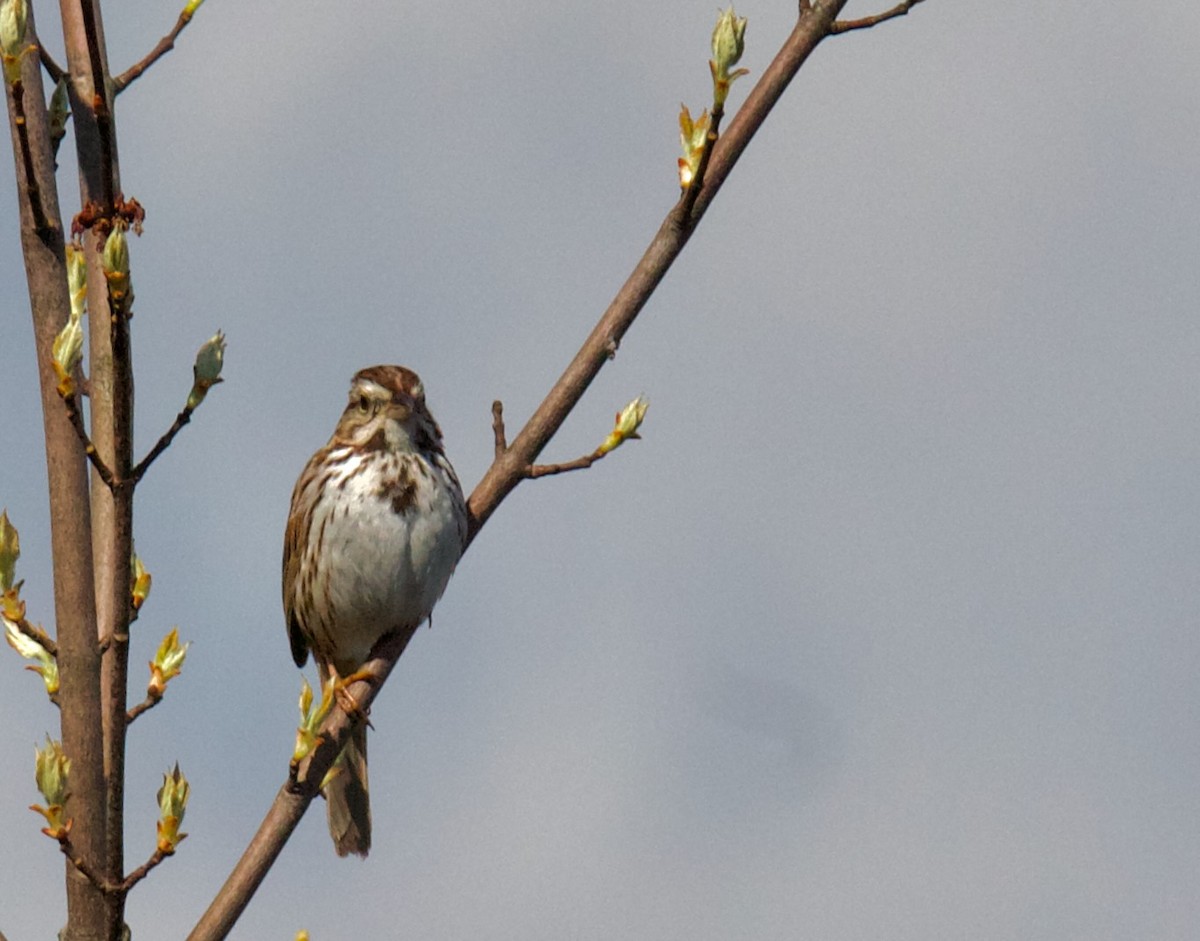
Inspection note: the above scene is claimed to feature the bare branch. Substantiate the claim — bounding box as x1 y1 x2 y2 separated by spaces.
58 834 119 896
131 402 195 483
125 691 161 724
463 0 852 546
116 847 170 893
38 46 66 84
61 4 137 933
113 9 199 93
526 450 605 479
831 0 926 34
62 392 120 491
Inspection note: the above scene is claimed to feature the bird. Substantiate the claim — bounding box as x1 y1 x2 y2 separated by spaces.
282 365 466 856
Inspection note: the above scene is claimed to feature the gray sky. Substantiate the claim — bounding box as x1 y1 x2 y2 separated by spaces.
2 1 1198 938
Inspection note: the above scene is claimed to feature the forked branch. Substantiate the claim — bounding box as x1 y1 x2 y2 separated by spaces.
831 0 926 34
113 4 202 93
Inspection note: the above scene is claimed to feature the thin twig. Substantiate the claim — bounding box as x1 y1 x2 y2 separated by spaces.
58 832 169 895
525 450 605 479
131 402 195 483
831 0 925 34
38 46 66 84
491 401 508 458
62 392 119 491
58 834 119 895
126 691 162 724
117 846 170 893
113 9 198 92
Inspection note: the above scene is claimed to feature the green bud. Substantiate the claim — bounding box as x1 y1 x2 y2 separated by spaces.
156 763 190 853
51 309 84 395
102 224 134 309
66 243 87 318
0 509 18 592
187 330 226 408
5 619 59 695
293 676 334 764
0 0 28 58
598 394 649 455
34 735 70 808
148 627 188 698
678 104 711 189
711 7 747 73
709 7 749 108
131 549 152 612
102 225 129 277
183 0 206 16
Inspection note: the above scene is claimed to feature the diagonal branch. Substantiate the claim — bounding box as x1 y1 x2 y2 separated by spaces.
115 846 170 893
831 0 926 34
38 45 66 84
489 401 616 478
58 834 119 895
131 401 195 483
62 392 120 491
463 0 851 548
125 690 162 724
113 7 200 93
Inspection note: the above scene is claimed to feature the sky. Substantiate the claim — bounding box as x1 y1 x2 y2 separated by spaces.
2 0 1198 938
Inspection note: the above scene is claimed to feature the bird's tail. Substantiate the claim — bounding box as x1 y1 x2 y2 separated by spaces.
325 724 371 857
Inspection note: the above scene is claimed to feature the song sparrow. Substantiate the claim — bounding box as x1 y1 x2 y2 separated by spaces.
282 365 467 856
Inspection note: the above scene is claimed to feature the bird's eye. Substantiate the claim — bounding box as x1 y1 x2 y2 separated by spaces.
357 395 371 414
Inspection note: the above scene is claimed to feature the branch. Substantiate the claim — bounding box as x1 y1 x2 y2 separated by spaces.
61 3 136 933
463 0 852 547
525 451 605 478
116 846 170 893
125 691 161 724
131 402 195 483
58 834 119 896
5 4 109 936
38 46 66 84
831 0 925 34
62 391 120 491
113 7 200 93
